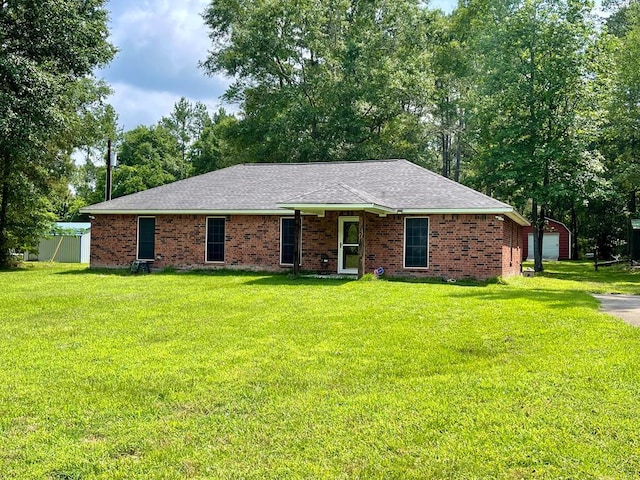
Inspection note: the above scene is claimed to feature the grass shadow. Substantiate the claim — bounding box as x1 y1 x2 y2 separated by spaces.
55 267 285 277
242 275 353 287
449 286 598 310
55 267 131 276
384 276 491 287
54 267 354 286
542 269 640 285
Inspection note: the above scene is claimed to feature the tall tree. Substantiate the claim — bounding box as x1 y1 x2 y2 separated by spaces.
190 109 242 175
603 0 639 36
468 0 596 271
606 1 640 219
160 97 211 176
202 0 436 164
0 0 115 267
67 100 119 219
431 7 476 182
113 125 183 198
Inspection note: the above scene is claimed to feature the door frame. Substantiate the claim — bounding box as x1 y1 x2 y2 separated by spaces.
527 232 560 260
338 216 359 274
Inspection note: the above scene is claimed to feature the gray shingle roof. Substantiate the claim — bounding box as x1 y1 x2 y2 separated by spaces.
280 182 390 206
82 159 528 224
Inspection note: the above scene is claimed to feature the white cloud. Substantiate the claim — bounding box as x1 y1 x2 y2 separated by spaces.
109 82 178 129
107 82 229 130
110 0 211 67
98 0 235 130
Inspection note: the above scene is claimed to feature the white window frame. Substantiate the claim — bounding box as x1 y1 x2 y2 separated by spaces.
137 216 155 261
280 217 302 266
205 216 226 263
403 216 430 270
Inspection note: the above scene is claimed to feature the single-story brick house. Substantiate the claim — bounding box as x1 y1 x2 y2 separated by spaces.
81 159 528 280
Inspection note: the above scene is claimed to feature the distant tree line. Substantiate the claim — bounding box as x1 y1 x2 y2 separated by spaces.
70 99 240 211
2 0 640 271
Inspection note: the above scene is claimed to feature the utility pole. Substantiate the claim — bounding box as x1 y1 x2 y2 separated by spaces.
105 138 112 201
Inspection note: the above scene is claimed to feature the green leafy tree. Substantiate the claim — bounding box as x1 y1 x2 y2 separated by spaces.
160 97 211 176
430 7 476 181
607 2 640 214
202 0 436 164
112 125 184 198
73 102 242 205
0 0 115 267
71 157 106 218
603 0 639 36
191 109 243 175
575 1 640 257
467 0 596 271
66 100 119 220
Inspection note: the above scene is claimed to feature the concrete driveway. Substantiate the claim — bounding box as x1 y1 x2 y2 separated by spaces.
593 294 640 327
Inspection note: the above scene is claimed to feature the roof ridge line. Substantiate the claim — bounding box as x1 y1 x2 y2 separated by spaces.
239 159 403 167
337 183 388 206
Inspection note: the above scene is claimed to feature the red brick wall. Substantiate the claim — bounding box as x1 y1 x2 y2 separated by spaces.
502 217 523 277
90 212 522 280
90 214 138 267
300 212 340 273
226 215 285 269
90 214 291 272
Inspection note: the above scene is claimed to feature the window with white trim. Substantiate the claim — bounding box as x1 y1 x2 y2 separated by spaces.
137 217 155 260
206 217 225 262
404 217 429 268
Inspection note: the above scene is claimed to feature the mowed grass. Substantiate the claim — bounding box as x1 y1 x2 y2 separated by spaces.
1 262 639 479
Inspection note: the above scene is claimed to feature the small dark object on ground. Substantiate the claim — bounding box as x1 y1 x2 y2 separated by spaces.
131 260 152 273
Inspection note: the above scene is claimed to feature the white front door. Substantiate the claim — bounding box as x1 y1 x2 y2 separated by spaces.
338 216 359 274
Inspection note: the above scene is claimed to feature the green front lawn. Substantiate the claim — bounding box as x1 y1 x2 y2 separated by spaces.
1 262 639 479
519 260 640 295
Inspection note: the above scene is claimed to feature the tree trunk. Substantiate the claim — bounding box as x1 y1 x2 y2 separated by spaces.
441 132 449 178
532 198 544 272
454 118 463 183
0 155 11 268
570 204 579 260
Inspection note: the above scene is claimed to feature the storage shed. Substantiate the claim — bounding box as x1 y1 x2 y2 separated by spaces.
631 219 640 262
522 217 571 261
30 223 91 263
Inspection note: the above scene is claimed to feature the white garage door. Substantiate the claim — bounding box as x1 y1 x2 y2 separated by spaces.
528 233 559 260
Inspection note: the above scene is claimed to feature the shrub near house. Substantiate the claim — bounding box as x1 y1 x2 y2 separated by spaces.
82 160 528 280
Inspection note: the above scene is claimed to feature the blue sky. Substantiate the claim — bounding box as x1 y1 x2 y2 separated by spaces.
100 0 457 131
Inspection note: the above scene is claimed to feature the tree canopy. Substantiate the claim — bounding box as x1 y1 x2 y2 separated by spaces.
202 0 437 164
465 0 597 270
0 0 115 267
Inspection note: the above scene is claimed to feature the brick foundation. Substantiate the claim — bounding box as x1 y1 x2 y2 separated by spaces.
90 212 522 280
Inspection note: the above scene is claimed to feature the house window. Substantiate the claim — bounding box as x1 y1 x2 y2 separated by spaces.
206 217 225 262
280 217 301 265
137 217 155 260
404 217 429 268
